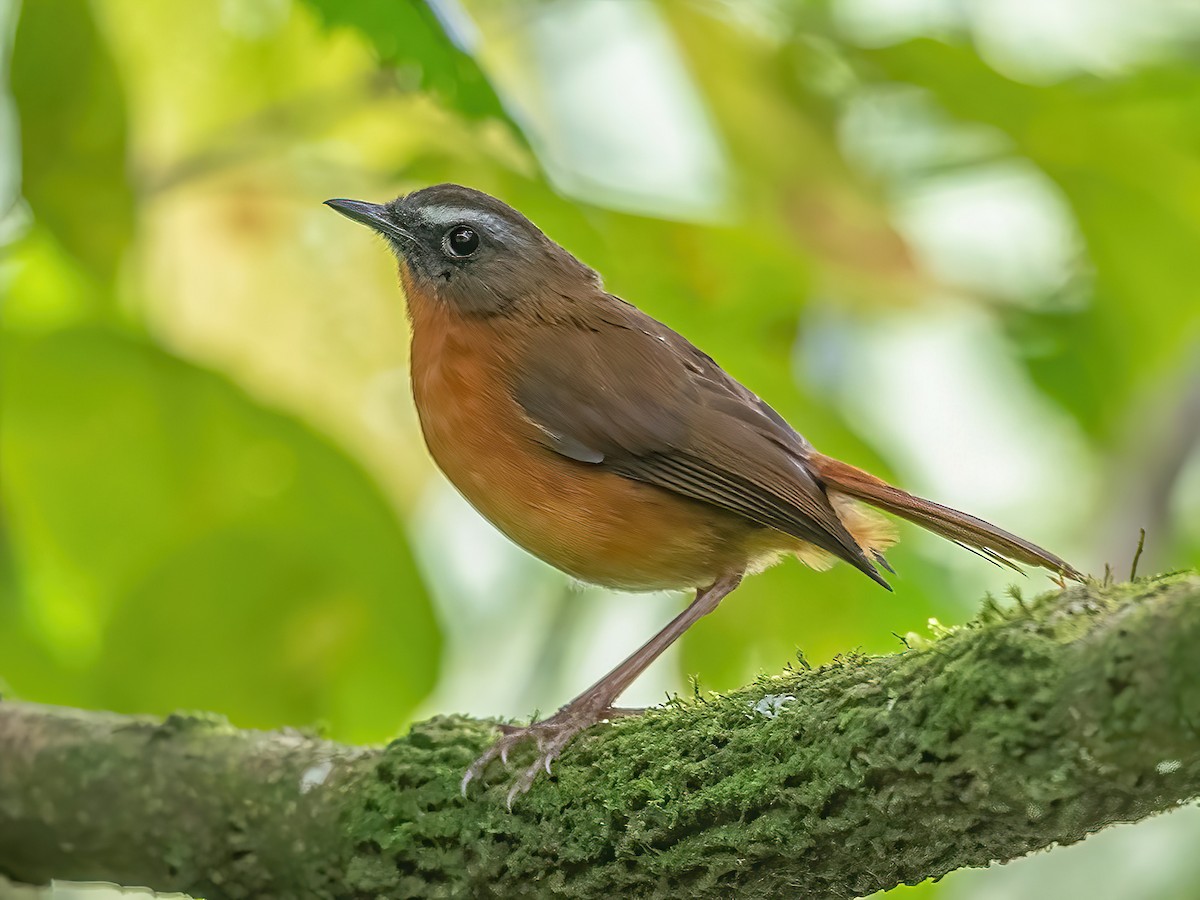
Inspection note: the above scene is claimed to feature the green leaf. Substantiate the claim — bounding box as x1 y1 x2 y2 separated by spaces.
10 0 135 286
862 40 1200 439
0 327 440 742
302 0 511 122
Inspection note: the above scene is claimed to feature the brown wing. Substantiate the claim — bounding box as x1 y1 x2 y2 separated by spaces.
513 296 889 587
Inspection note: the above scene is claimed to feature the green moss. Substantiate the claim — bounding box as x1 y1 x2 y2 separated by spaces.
331 573 1200 899
5 574 1198 899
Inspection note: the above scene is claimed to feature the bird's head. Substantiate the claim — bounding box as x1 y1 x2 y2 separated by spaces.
325 183 598 316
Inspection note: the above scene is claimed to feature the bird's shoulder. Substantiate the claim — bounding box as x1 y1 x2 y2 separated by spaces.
515 290 811 458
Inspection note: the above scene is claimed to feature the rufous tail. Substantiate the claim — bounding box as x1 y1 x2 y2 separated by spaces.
810 453 1084 582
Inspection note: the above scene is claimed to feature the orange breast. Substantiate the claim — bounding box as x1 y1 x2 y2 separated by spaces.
406 292 759 591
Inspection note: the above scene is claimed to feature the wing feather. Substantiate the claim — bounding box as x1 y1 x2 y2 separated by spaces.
513 299 888 586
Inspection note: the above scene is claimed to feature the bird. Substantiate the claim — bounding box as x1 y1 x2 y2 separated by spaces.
325 184 1084 803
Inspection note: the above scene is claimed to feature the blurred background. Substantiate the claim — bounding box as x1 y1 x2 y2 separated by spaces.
2 0 1199 897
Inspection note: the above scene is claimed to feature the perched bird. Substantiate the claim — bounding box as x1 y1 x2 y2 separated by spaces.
326 184 1083 802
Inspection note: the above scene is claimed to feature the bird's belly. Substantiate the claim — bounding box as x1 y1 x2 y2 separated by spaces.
411 347 755 591
428 423 750 591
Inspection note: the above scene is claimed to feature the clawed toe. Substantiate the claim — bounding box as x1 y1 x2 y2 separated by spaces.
460 731 521 795
461 703 628 803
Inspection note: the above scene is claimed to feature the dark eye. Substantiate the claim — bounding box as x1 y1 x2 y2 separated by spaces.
443 225 480 258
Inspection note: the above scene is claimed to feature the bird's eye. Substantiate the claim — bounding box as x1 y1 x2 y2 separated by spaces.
442 225 480 258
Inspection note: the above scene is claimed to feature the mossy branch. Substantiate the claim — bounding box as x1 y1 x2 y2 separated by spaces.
2 573 1199 899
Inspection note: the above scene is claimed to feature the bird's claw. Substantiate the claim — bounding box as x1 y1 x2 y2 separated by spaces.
462 703 629 803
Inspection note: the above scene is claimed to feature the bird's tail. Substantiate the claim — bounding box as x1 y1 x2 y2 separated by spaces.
810 453 1084 582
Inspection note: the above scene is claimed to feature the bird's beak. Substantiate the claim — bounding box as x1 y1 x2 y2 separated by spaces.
324 198 414 246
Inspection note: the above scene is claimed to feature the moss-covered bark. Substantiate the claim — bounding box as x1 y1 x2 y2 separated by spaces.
2 573 1199 898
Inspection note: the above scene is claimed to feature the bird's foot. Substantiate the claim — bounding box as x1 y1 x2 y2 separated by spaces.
461 702 638 807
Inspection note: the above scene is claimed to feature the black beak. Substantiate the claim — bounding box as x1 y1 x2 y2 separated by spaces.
324 198 413 245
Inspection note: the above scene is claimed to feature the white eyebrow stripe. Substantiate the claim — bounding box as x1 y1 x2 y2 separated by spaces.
417 205 512 232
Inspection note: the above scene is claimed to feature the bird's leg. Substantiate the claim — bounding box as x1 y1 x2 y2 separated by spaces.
462 571 743 804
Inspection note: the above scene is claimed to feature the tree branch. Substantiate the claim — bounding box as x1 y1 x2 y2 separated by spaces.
2 573 1199 899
